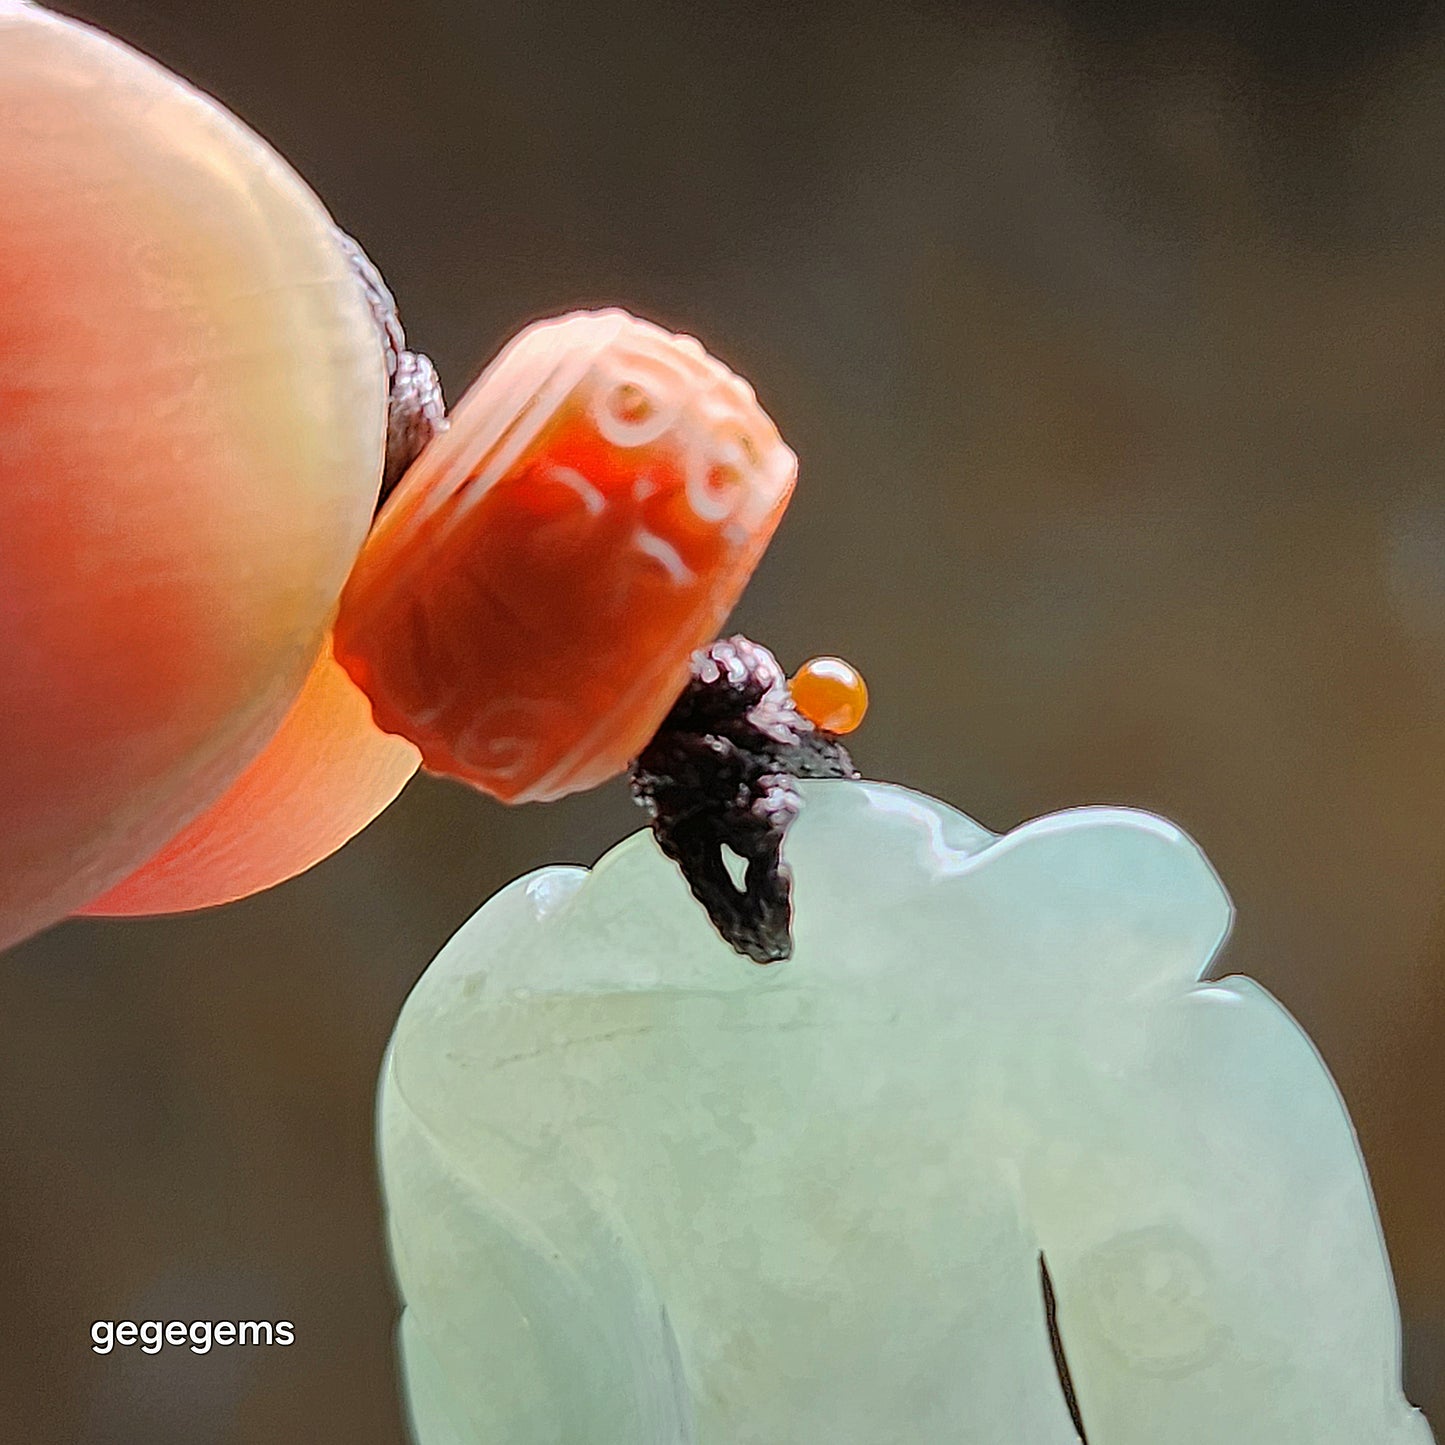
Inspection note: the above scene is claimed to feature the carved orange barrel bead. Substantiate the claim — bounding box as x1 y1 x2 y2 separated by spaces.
334 310 797 804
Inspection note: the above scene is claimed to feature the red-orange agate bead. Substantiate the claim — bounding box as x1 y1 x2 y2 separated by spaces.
334 310 797 804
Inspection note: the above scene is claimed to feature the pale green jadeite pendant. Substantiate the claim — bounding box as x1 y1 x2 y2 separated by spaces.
379 780 1435 1444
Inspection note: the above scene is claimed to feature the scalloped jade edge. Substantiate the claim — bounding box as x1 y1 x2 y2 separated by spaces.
380 779 1435 1445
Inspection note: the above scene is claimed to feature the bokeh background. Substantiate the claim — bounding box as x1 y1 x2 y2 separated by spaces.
5 0 1445 1438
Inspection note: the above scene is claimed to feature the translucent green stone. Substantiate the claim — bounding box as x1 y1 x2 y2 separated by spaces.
379 781 1433 1444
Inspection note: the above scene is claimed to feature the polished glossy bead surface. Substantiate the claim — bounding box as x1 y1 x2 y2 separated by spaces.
81 638 419 915
790 655 868 734
0 2 386 947
335 310 796 804
380 781 1432 1444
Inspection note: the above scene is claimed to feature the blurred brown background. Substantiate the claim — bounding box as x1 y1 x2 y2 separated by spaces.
5 0 1445 1438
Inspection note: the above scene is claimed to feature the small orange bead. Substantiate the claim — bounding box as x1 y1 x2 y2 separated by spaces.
790 656 868 735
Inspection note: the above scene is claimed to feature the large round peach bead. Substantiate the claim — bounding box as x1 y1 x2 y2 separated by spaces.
335 310 796 803
80 639 419 916
0 4 386 948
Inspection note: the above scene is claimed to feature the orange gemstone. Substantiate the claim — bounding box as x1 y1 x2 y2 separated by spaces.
790 656 869 734
0 4 387 947
80 636 419 916
334 310 797 804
